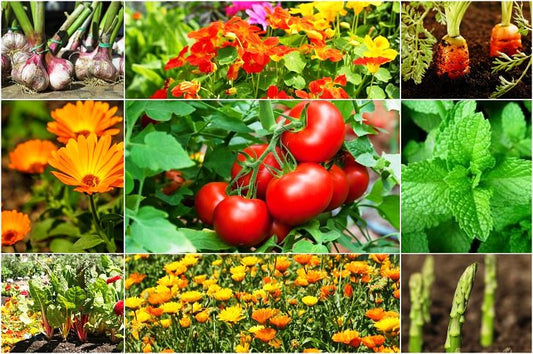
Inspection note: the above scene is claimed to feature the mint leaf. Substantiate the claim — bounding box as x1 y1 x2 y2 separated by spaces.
501 102 526 143
434 100 478 159
402 100 453 132
427 220 472 253
447 179 493 241
401 159 451 233
401 231 429 253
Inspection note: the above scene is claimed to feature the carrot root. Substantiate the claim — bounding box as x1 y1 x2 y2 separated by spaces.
435 35 470 79
489 23 522 57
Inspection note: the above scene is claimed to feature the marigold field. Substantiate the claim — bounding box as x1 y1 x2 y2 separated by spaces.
125 254 399 353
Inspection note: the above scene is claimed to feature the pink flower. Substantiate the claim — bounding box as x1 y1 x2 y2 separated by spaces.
225 1 266 17
246 3 277 30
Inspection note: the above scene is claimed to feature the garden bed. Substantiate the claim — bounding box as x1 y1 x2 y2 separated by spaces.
10 333 120 353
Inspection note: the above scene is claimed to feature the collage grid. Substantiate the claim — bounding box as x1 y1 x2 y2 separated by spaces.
0 1 531 353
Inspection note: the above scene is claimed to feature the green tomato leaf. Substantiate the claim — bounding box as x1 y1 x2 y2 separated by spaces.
180 228 235 251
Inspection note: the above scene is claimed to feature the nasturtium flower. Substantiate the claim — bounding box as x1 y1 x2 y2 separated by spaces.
48 134 123 195
47 101 122 144
218 304 245 324
171 80 201 99
374 317 400 333
313 2 347 22
301 296 318 306
265 85 292 99
289 2 315 17
180 291 203 303
8 140 57 174
353 35 398 73
346 2 382 15
1 210 31 246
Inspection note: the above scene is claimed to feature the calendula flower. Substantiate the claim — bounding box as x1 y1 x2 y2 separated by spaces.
254 327 277 342
213 288 233 301
293 254 313 265
8 140 57 174
374 317 400 333
48 134 123 195
241 256 260 266
146 306 164 317
1 210 31 246
332 329 360 347
252 308 278 324
179 315 191 328
303 348 321 353
302 296 318 306
365 308 385 321
164 261 188 275
180 291 203 303
269 314 291 329
125 273 147 290
361 335 386 349
125 297 144 310
160 302 181 314
370 254 389 263
136 309 152 324
47 101 122 144
195 310 210 323
345 261 372 275
160 319 172 328
218 305 245 324
274 256 291 272
344 284 354 297
148 287 172 305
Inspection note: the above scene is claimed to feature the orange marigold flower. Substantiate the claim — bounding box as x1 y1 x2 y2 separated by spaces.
48 134 123 195
269 314 291 329
125 273 147 290
365 308 385 321
332 330 360 347
345 261 372 275
146 306 164 317
171 80 201 99
47 101 122 144
254 327 277 342
344 283 353 297
293 254 313 265
361 335 386 349
370 254 389 263
8 140 57 174
2 210 31 246
252 308 278 324
320 284 336 299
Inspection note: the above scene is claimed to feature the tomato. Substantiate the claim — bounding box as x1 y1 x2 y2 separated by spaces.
266 162 333 225
269 220 292 244
342 154 369 203
213 196 271 247
195 182 228 225
325 164 349 211
280 101 345 162
230 144 282 199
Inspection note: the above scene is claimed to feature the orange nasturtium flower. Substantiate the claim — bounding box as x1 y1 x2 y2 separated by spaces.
47 101 122 144
48 134 124 195
353 35 398 73
8 140 57 174
1 210 31 246
171 80 201 99
296 75 349 99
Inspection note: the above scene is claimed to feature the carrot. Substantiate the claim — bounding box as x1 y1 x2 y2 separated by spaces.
489 1 522 57
435 2 472 79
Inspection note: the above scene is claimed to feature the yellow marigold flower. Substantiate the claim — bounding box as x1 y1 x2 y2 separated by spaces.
269 314 291 329
1 210 31 246
218 305 245 324
180 291 203 303
374 317 400 333
179 315 191 328
193 275 207 284
195 310 210 323
192 302 203 313
157 275 178 287
47 101 122 144
125 297 144 309
241 256 260 266
251 308 278 324
48 134 123 194
213 288 233 301
8 139 57 174
302 296 318 306
254 327 277 342
136 309 152 323
160 302 181 314
212 259 223 266
164 261 187 275
160 318 172 328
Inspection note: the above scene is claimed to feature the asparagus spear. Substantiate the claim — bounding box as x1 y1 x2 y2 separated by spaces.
409 272 425 352
444 263 478 353
421 255 434 323
481 255 497 347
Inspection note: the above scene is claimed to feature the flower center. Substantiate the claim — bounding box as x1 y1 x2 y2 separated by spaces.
82 174 100 187
76 130 92 138
3 230 18 243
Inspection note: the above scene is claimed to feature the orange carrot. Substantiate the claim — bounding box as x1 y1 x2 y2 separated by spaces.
435 2 472 79
489 2 522 57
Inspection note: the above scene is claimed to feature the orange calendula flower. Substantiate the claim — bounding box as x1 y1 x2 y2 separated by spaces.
1 210 31 246
160 319 172 328
146 306 164 317
148 287 172 305
345 261 372 275
8 140 57 174
332 329 361 347
251 308 278 324
195 310 210 323
47 101 122 144
48 134 123 195
293 254 313 265
320 284 336 299
274 256 291 272
361 335 386 349
179 316 191 328
254 327 277 342
374 317 400 333
344 283 353 297
269 314 291 329
218 304 245 324
365 308 385 321
303 349 322 353
125 273 147 290
370 254 389 263
171 80 201 99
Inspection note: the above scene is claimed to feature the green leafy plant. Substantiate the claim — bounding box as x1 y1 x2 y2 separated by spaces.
402 100 532 253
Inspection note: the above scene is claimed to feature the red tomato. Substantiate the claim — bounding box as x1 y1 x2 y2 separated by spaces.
230 144 282 199
195 182 228 225
266 162 333 226
213 196 271 247
342 154 369 203
325 164 349 211
269 220 292 244
280 101 345 162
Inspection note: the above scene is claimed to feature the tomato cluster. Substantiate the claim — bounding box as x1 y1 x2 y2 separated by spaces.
195 101 369 248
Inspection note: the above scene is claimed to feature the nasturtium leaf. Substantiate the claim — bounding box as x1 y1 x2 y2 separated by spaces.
71 235 105 252
144 101 196 121
366 86 386 99
283 51 306 73
217 46 238 65
374 68 391 82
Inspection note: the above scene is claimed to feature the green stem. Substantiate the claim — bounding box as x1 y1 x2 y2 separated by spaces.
31 1 45 42
501 1 513 26
409 273 424 352
88 194 113 252
258 101 275 131
445 1 471 37
445 263 478 353
100 1 120 36
9 2 34 38
134 177 145 214
481 255 496 347
109 7 123 45
421 256 435 323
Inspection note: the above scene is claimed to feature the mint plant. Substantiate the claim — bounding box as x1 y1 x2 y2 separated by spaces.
402 100 531 253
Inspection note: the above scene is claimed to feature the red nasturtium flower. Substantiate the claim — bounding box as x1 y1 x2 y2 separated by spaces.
296 75 349 99
150 79 174 99
171 81 201 99
265 85 292 99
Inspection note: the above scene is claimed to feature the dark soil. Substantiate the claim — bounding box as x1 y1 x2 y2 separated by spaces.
401 255 532 352
402 2 532 98
10 332 121 353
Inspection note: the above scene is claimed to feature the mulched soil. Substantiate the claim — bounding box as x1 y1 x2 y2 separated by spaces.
402 1 532 98
401 255 531 352
10 332 121 353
